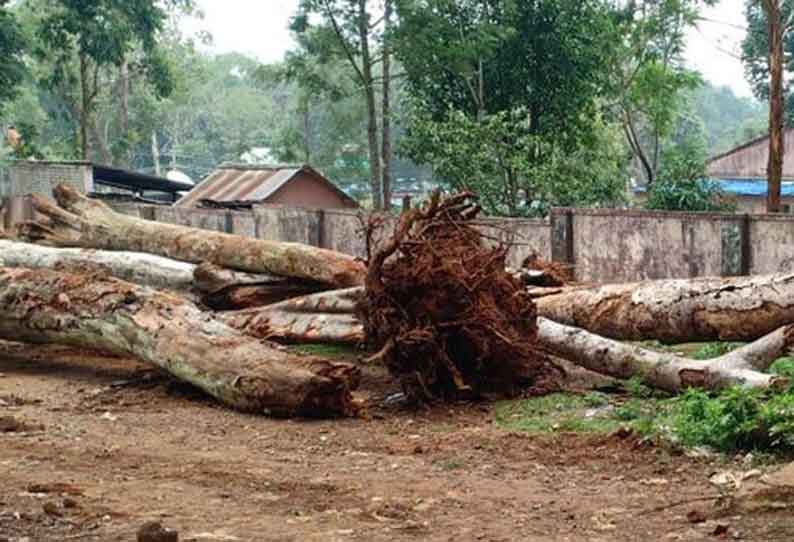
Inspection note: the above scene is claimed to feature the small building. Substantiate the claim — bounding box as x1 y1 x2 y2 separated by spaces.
703 129 794 213
175 164 359 209
0 160 193 201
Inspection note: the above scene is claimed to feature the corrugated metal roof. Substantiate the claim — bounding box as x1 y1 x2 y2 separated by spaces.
634 178 794 197
175 164 355 208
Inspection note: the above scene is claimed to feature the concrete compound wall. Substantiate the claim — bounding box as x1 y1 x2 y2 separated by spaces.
8 196 794 283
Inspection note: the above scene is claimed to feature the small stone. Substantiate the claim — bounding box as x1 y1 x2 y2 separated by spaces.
42 501 62 517
712 524 729 536
686 509 706 524
62 497 79 509
137 521 178 542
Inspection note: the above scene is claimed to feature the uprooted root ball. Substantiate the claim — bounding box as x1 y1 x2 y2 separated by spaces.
358 192 560 403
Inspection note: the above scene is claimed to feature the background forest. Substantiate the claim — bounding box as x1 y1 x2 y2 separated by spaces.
0 0 777 215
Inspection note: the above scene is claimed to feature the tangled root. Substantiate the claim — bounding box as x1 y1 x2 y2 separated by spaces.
358 192 560 403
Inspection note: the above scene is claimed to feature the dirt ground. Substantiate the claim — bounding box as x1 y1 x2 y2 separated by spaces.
1 341 793 542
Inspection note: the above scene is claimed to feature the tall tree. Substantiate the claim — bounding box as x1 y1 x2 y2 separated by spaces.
34 0 173 161
395 0 627 216
292 0 393 209
609 0 709 188
0 0 26 114
744 0 787 212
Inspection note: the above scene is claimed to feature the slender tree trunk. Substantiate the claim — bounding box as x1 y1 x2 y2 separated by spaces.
118 59 130 167
358 0 382 210
21 184 366 288
303 104 312 163
381 0 393 210
79 54 90 161
151 131 161 176
764 0 784 213
0 267 359 417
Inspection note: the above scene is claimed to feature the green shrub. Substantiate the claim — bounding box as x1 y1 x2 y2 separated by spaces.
672 387 794 451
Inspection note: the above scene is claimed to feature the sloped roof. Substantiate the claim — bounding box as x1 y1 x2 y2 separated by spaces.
174 164 357 208
706 128 794 179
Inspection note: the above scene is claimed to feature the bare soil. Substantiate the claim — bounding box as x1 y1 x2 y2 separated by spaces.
1 341 792 542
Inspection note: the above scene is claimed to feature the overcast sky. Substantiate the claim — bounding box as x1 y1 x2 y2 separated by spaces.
185 0 754 98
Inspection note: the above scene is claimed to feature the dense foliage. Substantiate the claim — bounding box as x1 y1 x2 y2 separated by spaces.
0 0 26 112
0 0 772 213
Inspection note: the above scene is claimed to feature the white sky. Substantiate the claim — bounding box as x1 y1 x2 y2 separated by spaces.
185 0 755 98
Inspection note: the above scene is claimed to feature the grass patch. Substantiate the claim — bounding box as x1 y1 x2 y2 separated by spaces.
770 357 794 379
495 392 668 436
288 343 359 359
690 342 745 360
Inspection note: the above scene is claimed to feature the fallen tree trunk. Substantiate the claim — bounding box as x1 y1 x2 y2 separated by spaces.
20 184 366 288
536 318 787 392
536 273 794 343
0 239 197 292
0 267 359 417
219 287 363 344
0 240 323 308
234 287 789 392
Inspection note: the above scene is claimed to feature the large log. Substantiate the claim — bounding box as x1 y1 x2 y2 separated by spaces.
0 267 359 417
0 240 323 308
20 184 366 288
535 273 794 343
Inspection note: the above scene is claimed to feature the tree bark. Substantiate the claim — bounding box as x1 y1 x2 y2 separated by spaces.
535 273 794 343
358 0 382 210
763 0 784 213
151 131 162 177
20 184 366 288
0 267 360 417
219 287 363 344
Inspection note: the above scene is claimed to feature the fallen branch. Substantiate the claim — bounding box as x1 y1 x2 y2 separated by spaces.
0 267 359 417
219 287 362 344
20 184 366 288
536 318 788 392
194 263 327 310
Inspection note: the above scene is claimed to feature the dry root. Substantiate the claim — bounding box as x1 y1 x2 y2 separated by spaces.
357 192 560 403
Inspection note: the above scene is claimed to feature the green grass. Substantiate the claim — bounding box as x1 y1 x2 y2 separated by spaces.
770 357 794 379
690 341 745 360
288 343 359 359
494 392 668 436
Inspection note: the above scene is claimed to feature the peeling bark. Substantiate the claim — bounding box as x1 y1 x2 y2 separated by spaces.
20 184 366 288
219 288 363 344
0 267 359 417
535 273 794 343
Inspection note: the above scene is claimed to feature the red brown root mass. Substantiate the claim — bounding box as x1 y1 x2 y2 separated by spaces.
358 192 558 402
